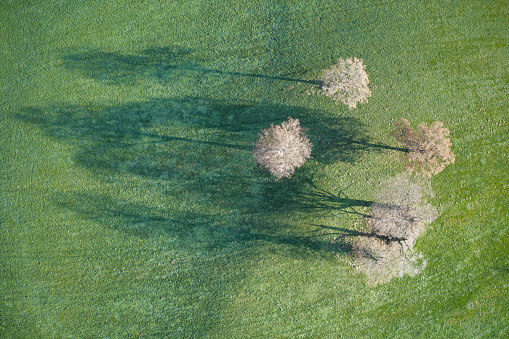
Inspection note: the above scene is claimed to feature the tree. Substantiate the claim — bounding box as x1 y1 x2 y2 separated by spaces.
320 57 371 110
253 117 313 179
392 118 455 177
352 236 428 287
351 173 437 285
369 173 438 248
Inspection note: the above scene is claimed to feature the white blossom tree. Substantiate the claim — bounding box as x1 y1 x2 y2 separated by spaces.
320 57 371 109
253 117 313 179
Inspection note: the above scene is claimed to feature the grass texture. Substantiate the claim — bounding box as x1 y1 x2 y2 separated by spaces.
1 0 508 337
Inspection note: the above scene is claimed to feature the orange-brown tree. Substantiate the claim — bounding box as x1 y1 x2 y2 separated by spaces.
392 118 455 177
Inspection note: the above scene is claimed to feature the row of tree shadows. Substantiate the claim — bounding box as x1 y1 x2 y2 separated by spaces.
18 47 408 257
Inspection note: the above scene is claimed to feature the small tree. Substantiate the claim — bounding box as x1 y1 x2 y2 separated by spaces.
369 173 438 248
253 117 313 179
320 57 371 109
392 118 455 177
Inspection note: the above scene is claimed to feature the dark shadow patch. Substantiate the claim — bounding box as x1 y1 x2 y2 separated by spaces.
61 47 320 86
16 98 404 258
258 175 372 217
17 98 400 180
51 190 349 258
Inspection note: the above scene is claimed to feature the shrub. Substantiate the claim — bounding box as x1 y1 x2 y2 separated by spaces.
392 118 455 177
253 117 313 180
369 173 438 248
320 57 371 109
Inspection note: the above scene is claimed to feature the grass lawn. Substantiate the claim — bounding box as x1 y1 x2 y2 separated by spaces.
1 0 508 337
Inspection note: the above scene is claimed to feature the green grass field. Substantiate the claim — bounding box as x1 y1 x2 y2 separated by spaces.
1 0 508 337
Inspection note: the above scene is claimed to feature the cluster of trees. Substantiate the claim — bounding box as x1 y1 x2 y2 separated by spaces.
252 119 454 184
253 57 372 179
369 173 439 247
251 59 455 283
352 119 453 284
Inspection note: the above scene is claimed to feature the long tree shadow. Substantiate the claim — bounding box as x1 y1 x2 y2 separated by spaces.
17 97 399 179
17 97 402 256
60 46 407 162
51 190 352 256
251 175 372 217
310 224 406 244
61 47 320 86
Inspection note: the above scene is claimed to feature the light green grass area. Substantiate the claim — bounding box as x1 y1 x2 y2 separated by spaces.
1 0 508 337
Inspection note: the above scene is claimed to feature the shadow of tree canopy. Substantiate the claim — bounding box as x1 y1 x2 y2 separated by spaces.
61 47 319 86
17 97 398 176
17 97 401 257
51 190 352 257
258 176 372 217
